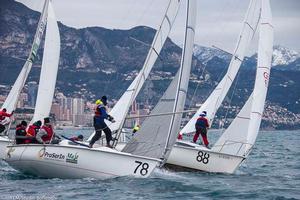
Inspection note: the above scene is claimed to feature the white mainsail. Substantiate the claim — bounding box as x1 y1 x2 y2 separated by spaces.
180 0 261 135
1 0 49 113
88 0 181 141
213 0 273 156
31 1 60 123
122 0 197 163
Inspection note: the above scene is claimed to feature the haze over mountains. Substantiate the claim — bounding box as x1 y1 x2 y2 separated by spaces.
0 0 299 129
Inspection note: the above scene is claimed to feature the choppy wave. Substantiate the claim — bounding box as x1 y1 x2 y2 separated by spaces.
0 130 299 200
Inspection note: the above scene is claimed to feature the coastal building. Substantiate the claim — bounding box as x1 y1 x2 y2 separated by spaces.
27 81 38 108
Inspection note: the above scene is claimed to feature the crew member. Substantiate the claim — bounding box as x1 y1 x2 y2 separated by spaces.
177 133 183 140
15 120 28 144
89 96 115 148
132 124 140 135
0 108 14 134
193 111 210 148
36 117 59 144
70 134 84 142
25 120 42 143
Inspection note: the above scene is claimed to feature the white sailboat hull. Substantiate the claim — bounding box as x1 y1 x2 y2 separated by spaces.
5 144 160 179
166 141 245 174
0 136 10 159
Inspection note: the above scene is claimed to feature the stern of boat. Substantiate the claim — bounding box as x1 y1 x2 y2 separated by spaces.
166 141 245 173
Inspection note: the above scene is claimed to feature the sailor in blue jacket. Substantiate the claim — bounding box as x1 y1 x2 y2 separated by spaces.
89 96 115 148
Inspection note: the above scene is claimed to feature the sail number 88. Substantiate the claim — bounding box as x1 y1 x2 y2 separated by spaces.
196 151 209 164
134 161 149 176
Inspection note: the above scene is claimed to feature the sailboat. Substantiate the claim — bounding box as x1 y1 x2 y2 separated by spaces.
166 0 274 173
0 0 50 159
122 0 196 166
4 0 188 179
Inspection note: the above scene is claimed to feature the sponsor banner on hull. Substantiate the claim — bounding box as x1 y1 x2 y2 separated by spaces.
38 148 79 164
66 153 79 164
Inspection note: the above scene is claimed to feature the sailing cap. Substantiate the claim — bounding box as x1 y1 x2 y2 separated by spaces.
44 117 50 123
101 96 107 102
34 120 42 127
21 120 27 126
200 111 207 117
78 134 83 139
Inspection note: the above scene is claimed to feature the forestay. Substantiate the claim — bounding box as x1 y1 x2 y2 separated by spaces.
88 0 181 141
122 0 197 162
212 0 273 156
31 1 60 123
180 0 261 135
1 0 49 113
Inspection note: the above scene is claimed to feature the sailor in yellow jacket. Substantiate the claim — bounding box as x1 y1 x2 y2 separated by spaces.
132 124 140 135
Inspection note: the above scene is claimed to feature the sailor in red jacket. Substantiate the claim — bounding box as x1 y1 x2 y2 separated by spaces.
0 108 14 134
193 111 210 148
36 117 59 144
25 120 42 143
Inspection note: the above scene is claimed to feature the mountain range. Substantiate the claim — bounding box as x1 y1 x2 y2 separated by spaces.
0 0 299 130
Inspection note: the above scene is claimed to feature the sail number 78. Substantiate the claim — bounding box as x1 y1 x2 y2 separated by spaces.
134 161 149 176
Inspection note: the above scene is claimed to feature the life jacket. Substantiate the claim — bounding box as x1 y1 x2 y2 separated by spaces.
26 124 39 137
133 125 140 132
94 103 104 117
94 103 110 126
195 117 208 129
15 125 27 144
177 133 183 140
16 125 26 135
0 111 11 122
41 125 54 142
70 136 77 141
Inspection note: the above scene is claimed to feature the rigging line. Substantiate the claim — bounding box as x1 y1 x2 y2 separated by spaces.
189 2 246 119
132 0 157 28
211 63 233 115
219 68 242 131
129 36 151 47
8 56 27 61
125 109 197 119
143 1 183 114
186 63 207 111
129 35 165 62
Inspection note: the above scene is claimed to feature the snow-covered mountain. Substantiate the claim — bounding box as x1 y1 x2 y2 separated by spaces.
193 44 300 70
272 45 299 66
193 45 231 64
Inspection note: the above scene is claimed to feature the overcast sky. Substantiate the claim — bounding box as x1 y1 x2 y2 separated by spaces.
17 0 300 54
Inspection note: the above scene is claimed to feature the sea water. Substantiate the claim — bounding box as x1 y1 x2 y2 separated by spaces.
0 130 299 200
